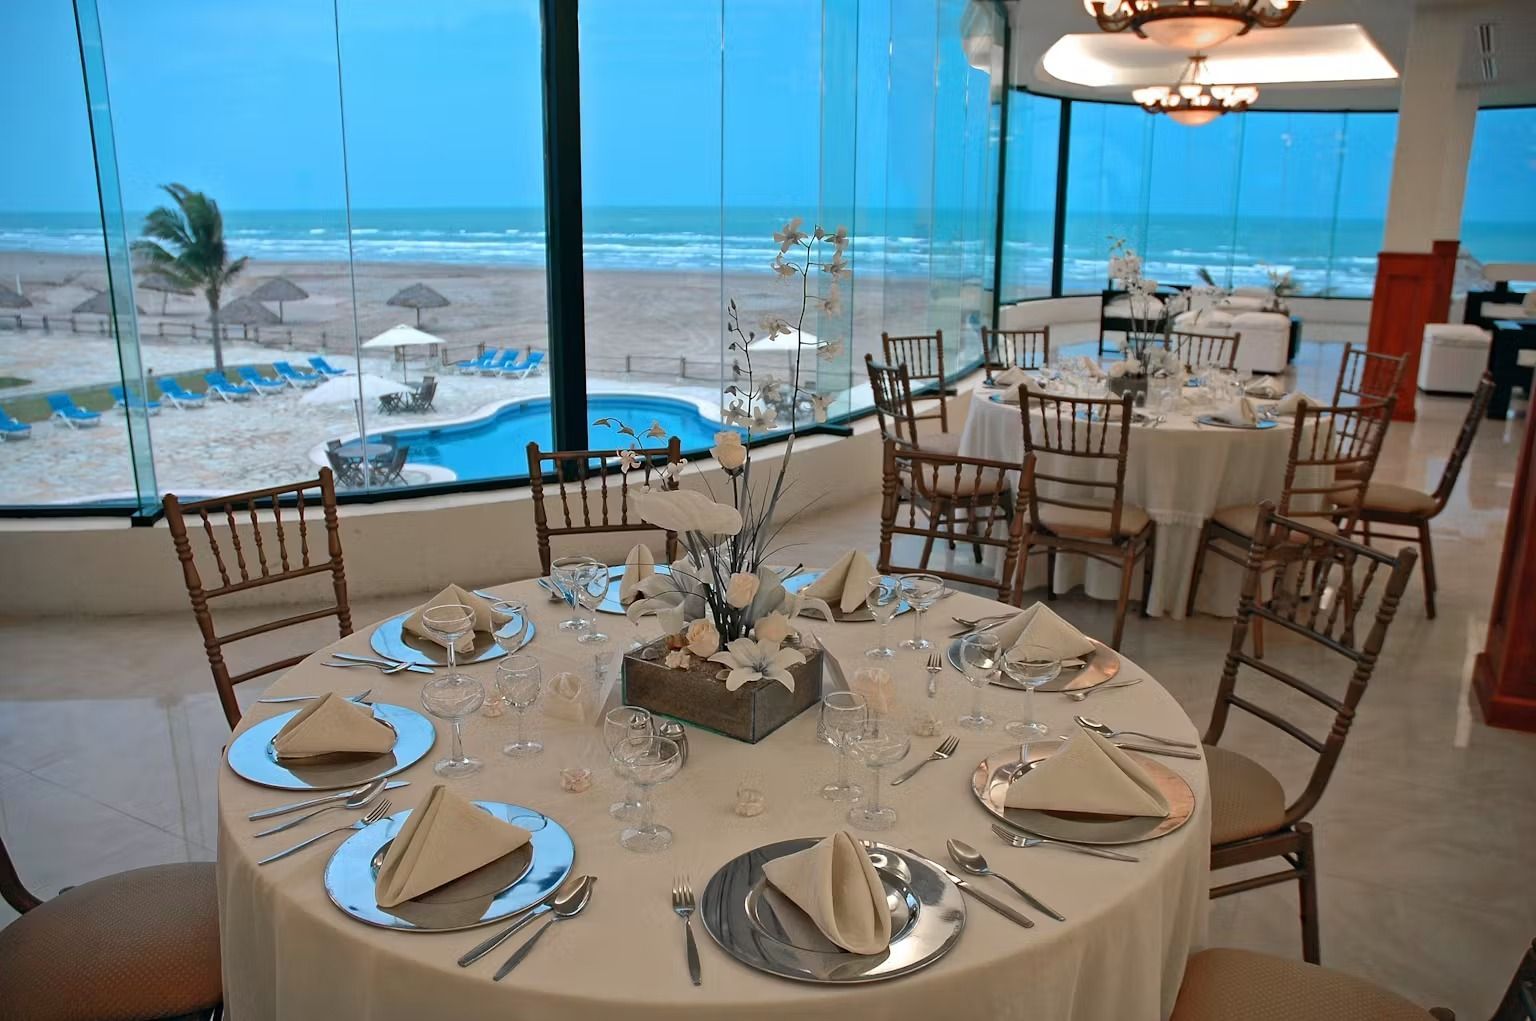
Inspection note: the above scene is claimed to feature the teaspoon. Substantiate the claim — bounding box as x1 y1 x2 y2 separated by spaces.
493 878 595 980
946 838 1065 921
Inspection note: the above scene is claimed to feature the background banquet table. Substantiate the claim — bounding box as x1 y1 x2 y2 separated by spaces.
959 389 1301 618
217 578 1210 1020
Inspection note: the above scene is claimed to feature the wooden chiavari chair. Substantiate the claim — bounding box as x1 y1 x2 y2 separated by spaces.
1012 389 1154 649
163 468 352 728
1201 503 1417 965
877 439 1031 596
865 354 961 454
527 437 683 575
982 326 1050 380
1169 329 1240 372
1333 342 1407 407
882 330 952 434
1172 947 1454 1020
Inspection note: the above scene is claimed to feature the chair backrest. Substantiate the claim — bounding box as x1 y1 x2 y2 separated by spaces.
526 351 545 367
159 378 187 397
205 372 230 388
1017 390 1136 539
526 437 684 574
110 386 127 402
1430 373 1494 512
878 439 1032 600
1332 343 1407 407
414 377 438 407
882 330 948 430
0 829 40 915
1205 503 1417 828
982 326 1050 373
864 354 921 449
162 468 352 727
1281 398 1393 533
1169 329 1240 371
46 394 71 411
274 361 295 374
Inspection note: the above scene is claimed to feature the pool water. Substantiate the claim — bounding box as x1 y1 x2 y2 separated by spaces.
370 394 731 481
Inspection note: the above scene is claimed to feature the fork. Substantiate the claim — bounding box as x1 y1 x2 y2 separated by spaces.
257 689 372 705
257 799 390 865
925 653 943 698
672 876 701 986
1066 676 1143 702
990 823 1139 862
890 735 959 786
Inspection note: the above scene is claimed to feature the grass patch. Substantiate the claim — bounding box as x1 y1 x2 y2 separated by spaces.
0 364 283 423
0 376 31 389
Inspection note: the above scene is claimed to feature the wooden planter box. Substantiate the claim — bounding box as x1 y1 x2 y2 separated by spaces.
621 638 823 744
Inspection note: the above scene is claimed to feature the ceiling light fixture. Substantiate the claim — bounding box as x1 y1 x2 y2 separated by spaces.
1131 54 1258 127
1084 0 1304 52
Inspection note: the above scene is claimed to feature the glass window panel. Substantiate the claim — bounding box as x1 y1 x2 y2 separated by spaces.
1331 112 1396 297
1001 91 1061 301
1231 112 1344 295
1142 115 1242 289
1061 102 1154 294
1461 106 1536 265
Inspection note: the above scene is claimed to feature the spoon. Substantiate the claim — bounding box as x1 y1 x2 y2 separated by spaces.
458 875 596 967
1074 715 1198 749
1065 676 1143 702
946 838 1065 921
253 777 390 837
493 878 595 980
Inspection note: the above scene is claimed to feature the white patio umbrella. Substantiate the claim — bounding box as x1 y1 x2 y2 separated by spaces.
301 373 412 405
747 327 818 354
361 324 447 381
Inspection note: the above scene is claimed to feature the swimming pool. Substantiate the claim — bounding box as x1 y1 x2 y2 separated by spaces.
368 394 731 481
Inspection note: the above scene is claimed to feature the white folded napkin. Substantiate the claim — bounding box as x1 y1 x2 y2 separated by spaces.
271 692 395 760
990 602 1096 660
619 544 655 604
761 831 891 955
375 785 532 908
1271 390 1322 416
803 550 880 616
849 667 896 715
404 584 495 654
1004 730 1170 818
1210 397 1259 427
993 366 1032 388
1245 376 1284 399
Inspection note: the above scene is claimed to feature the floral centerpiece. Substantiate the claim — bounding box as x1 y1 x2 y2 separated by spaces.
596 218 847 742
1106 238 1181 399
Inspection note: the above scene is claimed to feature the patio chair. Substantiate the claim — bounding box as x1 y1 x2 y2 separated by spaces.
203 372 256 402
0 406 32 440
483 350 522 376
272 361 322 388
369 445 409 487
236 366 287 395
405 375 437 412
109 385 162 415
308 355 348 376
513 350 545 378
324 444 365 488
457 348 498 375
45 393 102 428
156 378 208 409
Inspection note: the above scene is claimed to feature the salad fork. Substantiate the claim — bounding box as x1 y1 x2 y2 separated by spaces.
925 653 943 698
990 823 1139 862
890 734 959 786
257 799 390 865
672 876 701 986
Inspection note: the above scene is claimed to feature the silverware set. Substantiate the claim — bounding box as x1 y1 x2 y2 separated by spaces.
258 799 391 865
989 823 1140 862
458 875 597 977
247 781 410 821
258 688 373 705
890 735 959 787
946 838 1064 921
323 652 434 675
910 849 1035 929
1074 715 1198 749
253 777 391 837
673 875 702 986
1066 676 1143 701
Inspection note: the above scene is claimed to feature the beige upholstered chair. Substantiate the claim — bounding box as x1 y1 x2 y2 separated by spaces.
981 326 1050 377
1171 949 1453 1020
526 438 683 575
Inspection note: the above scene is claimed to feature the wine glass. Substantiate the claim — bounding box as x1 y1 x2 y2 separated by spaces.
496 655 543 758
818 691 868 801
575 562 611 645
897 573 945 651
421 673 485 778
612 735 683 853
865 575 902 659
958 631 1001 730
844 721 911 831
604 706 652 820
421 603 475 682
1000 642 1061 751
551 555 597 631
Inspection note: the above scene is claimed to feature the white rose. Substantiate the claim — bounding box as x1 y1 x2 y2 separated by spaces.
685 618 720 657
725 572 760 608
754 611 794 646
710 430 747 471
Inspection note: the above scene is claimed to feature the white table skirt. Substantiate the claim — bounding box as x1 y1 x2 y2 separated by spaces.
959 391 1302 618
218 581 1210 1020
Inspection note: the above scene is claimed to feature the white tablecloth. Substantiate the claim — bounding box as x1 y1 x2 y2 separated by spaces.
217 581 1210 1020
959 390 1301 617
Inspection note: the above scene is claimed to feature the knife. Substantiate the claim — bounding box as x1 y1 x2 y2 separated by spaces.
248 781 410 821
330 653 434 675
906 848 1034 929
1116 742 1202 760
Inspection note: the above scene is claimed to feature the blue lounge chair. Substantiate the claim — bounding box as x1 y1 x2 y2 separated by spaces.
156 378 207 409
237 366 288 395
309 356 348 377
513 350 545 378
0 406 31 440
456 348 498 375
272 361 322 388
109 385 162 415
46 393 103 428
204 372 257 401
483 350 522 376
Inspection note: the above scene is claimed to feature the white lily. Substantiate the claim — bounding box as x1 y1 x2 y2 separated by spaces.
633 489 742 536
708 638 806 693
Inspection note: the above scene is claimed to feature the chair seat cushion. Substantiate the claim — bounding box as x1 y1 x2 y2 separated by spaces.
920 466 1009 498
0 862 221 1021
1172 948 1437 1021
1037 502 1150 538
1211 504 1337 539
917 430 964 456
1205 744 1288 845
1331 481 1437 516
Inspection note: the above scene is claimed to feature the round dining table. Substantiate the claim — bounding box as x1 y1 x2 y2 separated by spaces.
959 388 1305 618
217 576 1211 1020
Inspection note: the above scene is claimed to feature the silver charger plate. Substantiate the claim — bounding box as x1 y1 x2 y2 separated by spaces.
946 634 1121 692
324 801 575 932
1194 414 1277 430
971 739 1196 845
595 564 674 615
226 702 435 791
369 611 533 666
701 838 965 984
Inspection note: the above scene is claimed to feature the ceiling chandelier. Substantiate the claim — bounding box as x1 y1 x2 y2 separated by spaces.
1084 0 1304 52
1132 55 1258 127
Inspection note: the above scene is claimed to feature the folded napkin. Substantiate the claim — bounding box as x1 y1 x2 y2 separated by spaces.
761 831 891 954
1082 358 1106 380
803 549 880 616
1245 376 1284 399
619 544 655 604
990 602 1096 660
1271 390 1322 416
404 584 495 654
375 785 532 908
849 667 896 716
272 692 395 760
1004 730 1170 818
993 366 1032 388
1210 397 1259 427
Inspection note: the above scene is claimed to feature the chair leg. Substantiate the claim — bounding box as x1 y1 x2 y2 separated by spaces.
1138 528 1156 618
1417 520 1437 620
1253 616 1266 659
1012 533 1033 605
920 500 946 569
1112 547 1135 650
1185 521 1211 618
1045 549 1057 602
1298 822 1321 965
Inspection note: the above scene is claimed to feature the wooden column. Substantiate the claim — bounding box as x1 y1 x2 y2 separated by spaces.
1474 413 1536 732
1429 239 1459 323
1366 252 1442 422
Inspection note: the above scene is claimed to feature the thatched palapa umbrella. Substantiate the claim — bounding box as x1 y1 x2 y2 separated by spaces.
213 296 281 339
138 270 192 315
0 283 31 310
73 290 144 316
386 283 449 327
247 277 309 322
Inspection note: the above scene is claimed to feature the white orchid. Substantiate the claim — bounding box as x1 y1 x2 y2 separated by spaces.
771 257 797 279
662 457 687 482
820 284 842 316
722 399 751 426
817 339 844 361
709 638 806 693
633 489 742 536
644 421 668 439
773 217 807 254
758 375 784 401
750 406 779 431
617 449 641 473
758 316 791 339
825 252 849 280
809 393 833 423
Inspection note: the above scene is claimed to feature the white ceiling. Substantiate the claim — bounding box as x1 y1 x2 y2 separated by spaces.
1006 0 1536 110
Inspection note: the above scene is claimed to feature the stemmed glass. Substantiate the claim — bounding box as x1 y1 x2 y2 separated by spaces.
551 555 598 631
604 706 652 820
865 575 902 660
897 573 945 651
845 721 911 831
419 602 485 778
818 691 868 801
496 655 543 758
1000 643 1061 750
422 602 476 682
958 631 1001 730
575 562 611 645
612 735 683 852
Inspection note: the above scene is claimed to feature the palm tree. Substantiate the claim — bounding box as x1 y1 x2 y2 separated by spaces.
132 184 248 372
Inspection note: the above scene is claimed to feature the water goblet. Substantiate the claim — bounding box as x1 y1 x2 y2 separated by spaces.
818 691 868 801
897 573 945 650
844 722 911 831
612 735 683 853
496 654 543 758
421 603 475 682
604 705 652 820
1000 643 1061 752
575 562 611 645
958 631 1001 730
551 555 597 631
421 672 485 778
865 575 902 659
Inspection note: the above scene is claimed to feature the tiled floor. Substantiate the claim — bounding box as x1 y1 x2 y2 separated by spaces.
1 341 1531 1016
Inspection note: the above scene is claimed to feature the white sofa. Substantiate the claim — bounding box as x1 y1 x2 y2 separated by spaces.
1418 324 1491 394
1170 308 1290 374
